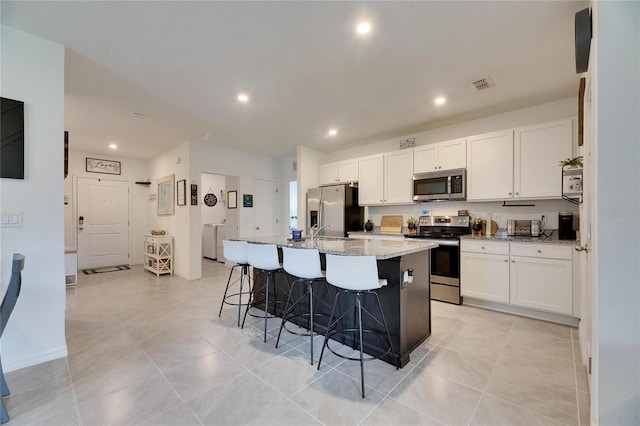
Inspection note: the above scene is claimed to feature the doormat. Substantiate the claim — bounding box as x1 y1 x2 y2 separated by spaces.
83 265 130 275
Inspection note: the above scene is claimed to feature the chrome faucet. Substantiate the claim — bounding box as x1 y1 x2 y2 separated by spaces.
310 224 332 241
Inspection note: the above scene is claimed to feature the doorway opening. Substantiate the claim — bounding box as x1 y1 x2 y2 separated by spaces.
289 180 297 230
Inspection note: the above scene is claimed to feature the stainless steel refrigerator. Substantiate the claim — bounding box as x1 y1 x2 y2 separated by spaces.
307 184 364 237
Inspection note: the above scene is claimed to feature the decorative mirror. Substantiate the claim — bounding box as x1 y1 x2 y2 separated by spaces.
157 174 175 215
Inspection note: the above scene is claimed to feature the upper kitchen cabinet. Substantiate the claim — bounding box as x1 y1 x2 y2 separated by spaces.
358 149 414 205
467 119 573 201
467 129 514 201
319 159 359 186
414 138 466 173
514 120 572 199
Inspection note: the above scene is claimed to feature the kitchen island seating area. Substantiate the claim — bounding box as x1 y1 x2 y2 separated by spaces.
276 247 331 365
221 237 436 372
243 243 285 343
218 240 252 326
318 254 399 398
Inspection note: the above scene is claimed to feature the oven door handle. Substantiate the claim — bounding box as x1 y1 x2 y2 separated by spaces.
414 238 459 247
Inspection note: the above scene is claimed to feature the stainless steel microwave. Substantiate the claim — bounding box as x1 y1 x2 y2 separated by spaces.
413 168 466 201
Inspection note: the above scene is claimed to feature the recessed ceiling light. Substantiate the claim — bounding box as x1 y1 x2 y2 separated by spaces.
131 112 143 118
434 97 446 105
237 93 249 102
356 22 371 35
109 143 118 149
328 129 338 136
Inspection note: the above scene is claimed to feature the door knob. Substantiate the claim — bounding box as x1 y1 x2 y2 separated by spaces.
575 244 589 253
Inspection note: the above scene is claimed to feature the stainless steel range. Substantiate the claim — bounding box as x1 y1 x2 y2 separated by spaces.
405 215 470 304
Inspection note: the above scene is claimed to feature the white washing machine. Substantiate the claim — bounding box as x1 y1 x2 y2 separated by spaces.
203 224 217 260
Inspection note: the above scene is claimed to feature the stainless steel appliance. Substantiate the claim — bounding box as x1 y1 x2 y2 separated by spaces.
307 184 364 238
531 220 542 237
405 215 471 304
202 224 217 260
413 168 466 201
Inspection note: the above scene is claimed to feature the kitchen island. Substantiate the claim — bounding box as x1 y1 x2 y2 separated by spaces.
235 236 437 367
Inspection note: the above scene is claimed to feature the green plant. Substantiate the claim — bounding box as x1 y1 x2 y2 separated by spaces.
559 156 584 168
470 218 485 225
407 217 417 225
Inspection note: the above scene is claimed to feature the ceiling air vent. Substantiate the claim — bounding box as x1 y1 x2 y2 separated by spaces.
472 76 494 91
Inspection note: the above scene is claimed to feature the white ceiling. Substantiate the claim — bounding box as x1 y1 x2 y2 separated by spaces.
1 1 587 160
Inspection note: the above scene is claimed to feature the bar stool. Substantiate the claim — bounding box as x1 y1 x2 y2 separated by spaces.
317 254 398 398
276 247 333 365
218 240 252 326
243 243 283 342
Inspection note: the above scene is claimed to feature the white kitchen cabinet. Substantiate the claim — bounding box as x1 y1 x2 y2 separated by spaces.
461 240 574 317
514 120 572 199
467 120 572 202
144 234 173 276
319 159 359 185
509 244 573 315
414 138 466 173
358 154 384 205
358 149 414 205
466 130 514 200
460 241 510 303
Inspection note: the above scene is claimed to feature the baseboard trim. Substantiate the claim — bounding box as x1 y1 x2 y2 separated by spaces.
463 298 580 327
3 347 68 373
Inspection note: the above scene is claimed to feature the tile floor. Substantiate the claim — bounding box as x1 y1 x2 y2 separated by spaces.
4 260 590 425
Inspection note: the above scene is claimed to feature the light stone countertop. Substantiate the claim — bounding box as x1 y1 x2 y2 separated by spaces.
461 230 579 245
234 235 438 259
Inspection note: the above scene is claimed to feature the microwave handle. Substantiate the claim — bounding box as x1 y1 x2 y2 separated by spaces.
447 175 452 194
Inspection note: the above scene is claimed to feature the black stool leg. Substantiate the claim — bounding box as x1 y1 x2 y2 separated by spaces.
218 264 237 317
373 292 399 370
308 281 314 365
1 359 8 424
318 291 342 370
356 293 365 398
276 279 297 348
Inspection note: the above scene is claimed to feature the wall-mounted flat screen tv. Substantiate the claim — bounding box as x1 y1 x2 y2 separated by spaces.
1 97 25 179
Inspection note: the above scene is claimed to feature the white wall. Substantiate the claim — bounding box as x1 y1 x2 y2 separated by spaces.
324 97 578 163
592 2 640 424
66 150 150 264
0 26 67 371
148 141 192 278
296 146 326 234
279 156 297 235
200 173 226 225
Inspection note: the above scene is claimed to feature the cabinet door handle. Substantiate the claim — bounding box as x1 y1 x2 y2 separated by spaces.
504 259 508 263
481 246 485 250
537 249 542 253
508 192 513 196
515 192 520 196
434 166 437 170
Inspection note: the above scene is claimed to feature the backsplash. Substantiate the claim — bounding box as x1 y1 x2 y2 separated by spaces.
366 199 579 231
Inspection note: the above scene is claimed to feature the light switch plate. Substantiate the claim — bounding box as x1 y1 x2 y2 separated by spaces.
1 212 23 227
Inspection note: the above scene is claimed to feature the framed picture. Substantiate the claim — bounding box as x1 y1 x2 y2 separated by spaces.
227 190 237 209
190 184 198 206
243 194 253 208
86 158 121 175
176 179 186 206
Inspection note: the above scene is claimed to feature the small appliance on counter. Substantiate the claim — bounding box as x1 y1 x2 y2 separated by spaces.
559 212 576 240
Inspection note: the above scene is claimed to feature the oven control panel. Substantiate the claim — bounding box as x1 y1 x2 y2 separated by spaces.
418 215 469 227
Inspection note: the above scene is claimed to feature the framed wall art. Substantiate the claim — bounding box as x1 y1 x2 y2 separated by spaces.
176 179 186 206
243 194 253 208
86 158 121 175
227 190 237 209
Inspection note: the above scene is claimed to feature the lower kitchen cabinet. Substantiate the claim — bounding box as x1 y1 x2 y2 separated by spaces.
460 252 509 303
510 249 573 315
461 240 574 317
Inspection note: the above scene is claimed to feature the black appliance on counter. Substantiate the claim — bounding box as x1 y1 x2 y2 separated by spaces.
559 212 576 240
405 215 470 304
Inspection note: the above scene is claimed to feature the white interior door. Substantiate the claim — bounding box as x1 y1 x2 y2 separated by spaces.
254 179 278 236
77 178 129 269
